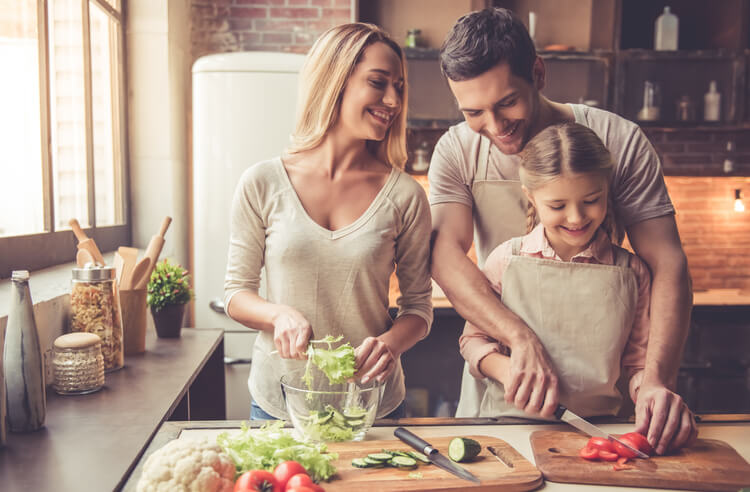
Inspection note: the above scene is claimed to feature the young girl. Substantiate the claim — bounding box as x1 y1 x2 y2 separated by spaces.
224 23 433 420
460 122 651 419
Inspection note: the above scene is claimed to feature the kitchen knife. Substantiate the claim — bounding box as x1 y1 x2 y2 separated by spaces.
394 427 481 484
554 404 649 459
487 445 514 468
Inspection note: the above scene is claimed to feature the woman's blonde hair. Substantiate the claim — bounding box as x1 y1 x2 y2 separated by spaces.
287 23 408 169
519 122 623 244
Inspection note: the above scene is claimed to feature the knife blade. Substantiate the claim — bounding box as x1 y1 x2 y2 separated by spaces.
487 445 514 468
394 427 481 484
554 404 650 459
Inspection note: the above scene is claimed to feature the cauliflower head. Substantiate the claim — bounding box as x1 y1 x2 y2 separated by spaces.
136 438 236 492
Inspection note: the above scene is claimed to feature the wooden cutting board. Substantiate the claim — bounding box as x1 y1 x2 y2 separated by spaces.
323 435 542 491
530 430 750 491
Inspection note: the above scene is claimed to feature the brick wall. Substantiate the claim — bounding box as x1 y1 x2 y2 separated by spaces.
191 0 352 60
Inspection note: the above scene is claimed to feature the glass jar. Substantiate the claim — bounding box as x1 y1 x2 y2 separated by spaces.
70 265 124 372
52 332 105 395
405 28 422 48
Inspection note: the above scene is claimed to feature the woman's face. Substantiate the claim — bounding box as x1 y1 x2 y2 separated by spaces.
336 41 404 142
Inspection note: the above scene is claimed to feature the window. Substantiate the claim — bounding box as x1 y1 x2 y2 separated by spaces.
0 0 128 278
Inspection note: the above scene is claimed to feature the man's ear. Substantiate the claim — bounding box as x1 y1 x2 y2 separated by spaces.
532 56 545 91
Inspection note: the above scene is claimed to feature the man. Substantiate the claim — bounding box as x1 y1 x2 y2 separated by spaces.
429 8 696 454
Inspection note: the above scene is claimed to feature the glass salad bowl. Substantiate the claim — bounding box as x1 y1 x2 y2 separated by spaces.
280 367 381 442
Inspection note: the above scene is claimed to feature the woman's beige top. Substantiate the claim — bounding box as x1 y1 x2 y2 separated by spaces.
224 157 433 418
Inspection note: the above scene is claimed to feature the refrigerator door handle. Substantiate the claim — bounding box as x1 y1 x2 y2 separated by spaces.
209 299 226 315
224 356 252 365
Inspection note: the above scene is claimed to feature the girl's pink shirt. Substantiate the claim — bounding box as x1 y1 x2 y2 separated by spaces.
460 224 651 396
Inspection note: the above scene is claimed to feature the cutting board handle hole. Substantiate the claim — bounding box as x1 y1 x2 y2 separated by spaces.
548 447 561 453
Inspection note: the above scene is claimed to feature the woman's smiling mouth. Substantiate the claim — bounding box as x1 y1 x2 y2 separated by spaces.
368 108 393 125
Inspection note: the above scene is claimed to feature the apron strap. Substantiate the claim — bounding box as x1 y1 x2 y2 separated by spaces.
612 246 631 269
477 135 491 181
511 236 523 256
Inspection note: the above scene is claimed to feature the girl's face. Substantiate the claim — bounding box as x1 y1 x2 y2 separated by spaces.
336 41 404 142
524 172 609 261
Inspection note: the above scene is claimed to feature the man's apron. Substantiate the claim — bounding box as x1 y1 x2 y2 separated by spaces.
455 136 638 418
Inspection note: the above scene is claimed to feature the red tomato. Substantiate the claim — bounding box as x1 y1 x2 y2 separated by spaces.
579 446 600 461
235 470 281 492
285 474 324 492
286 487 318 492
611 439 638 459
621 432 655 456
585 437 616 454
273 461 307 490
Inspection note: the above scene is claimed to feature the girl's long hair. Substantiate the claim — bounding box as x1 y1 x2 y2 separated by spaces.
518 122 623 244
286 23 408 169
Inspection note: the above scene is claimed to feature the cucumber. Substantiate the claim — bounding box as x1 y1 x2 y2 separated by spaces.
351 458 371 468
346 419 365 428
363 457 387 466
343 407 368 419
367 452 394 462
448 437 481 463
407 451 431 463
390 456 418 468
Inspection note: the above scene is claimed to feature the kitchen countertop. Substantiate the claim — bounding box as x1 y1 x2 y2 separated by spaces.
123 416 750 491
0 328 224 492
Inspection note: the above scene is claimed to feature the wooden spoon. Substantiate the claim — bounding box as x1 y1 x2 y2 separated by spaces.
130 257 152 291
118 246 139 290
136 216 172 289
76 249 95 268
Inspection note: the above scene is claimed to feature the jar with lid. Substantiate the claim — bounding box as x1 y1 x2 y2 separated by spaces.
52 332 105 395
405 28 422 48
70 265 124 371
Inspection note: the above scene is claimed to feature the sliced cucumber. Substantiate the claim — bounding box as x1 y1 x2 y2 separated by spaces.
448 437 481 463
390 456 418 468
343 407 368 419
363 457 387 466
367 452 394 462
351 458 371 468
407 450 431 463
346 419 365 428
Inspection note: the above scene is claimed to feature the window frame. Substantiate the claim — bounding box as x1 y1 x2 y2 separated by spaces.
0 0 130 279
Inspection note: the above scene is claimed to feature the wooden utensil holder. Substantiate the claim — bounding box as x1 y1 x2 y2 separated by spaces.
119 289 147 355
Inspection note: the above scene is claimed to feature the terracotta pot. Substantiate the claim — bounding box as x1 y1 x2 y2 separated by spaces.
150 304 185 338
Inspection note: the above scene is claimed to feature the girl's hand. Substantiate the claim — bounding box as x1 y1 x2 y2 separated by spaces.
354 336 397 384
271 306 312 360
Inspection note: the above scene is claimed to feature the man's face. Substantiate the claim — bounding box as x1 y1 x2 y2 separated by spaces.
447 60 543 155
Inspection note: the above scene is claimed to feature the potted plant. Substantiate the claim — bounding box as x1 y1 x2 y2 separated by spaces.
146 259 194 338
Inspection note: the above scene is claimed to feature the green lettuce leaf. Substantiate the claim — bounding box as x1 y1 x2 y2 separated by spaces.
305 335 357 386
217 421 337 482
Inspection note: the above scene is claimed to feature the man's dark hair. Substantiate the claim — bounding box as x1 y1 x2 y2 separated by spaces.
440 7 536 83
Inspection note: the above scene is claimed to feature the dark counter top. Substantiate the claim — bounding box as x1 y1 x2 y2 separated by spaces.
0 328 224 492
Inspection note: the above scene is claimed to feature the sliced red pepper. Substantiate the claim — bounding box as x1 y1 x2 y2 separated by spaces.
579 446 600 461
617 456 629 465
598 450 619 462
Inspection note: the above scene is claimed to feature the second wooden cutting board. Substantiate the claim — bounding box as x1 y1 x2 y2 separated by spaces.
323 434 542 491
530 430 750 491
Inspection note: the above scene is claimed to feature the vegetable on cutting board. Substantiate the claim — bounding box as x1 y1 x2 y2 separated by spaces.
351 449 431 470
578 432 653 470
217 421 337 483
448 437 482 463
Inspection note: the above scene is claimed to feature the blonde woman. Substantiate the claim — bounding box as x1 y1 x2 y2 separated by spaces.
224 23 433 420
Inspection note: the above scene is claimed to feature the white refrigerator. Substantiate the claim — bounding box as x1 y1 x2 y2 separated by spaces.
192 51 305 419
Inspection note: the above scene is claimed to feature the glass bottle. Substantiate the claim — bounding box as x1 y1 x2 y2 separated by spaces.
70 265 124 372
3 270 46 432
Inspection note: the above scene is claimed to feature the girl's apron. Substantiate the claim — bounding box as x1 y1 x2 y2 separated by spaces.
455 136 638 418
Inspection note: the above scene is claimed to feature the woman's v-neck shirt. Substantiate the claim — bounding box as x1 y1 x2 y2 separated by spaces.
224 157 433 418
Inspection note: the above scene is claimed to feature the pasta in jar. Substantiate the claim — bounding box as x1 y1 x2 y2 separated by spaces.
70 266 124 371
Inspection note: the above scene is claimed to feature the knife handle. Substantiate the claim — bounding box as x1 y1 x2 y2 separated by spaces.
554 404 567 420
394 427 434 455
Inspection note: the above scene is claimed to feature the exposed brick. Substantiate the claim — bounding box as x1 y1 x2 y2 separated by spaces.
664 154 713 165
236 0 284 4
652 142 685 153
664 131 712 142
334 0 350 6
310 0 332 6
254 18 307 31
321 7 350 20
262 32 293 44
293 31 315 45
307 19 343 31
228 18 255 30
289 0 311 5
230 7 268 18
270 7 320 18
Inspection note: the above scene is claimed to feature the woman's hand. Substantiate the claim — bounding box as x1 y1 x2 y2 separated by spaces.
271 305 312 359
354 336 397 384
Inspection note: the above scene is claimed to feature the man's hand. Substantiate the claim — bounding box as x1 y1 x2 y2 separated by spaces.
504 331 561 417
633 382 698 455
271 305 312 360
354 336 397 384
